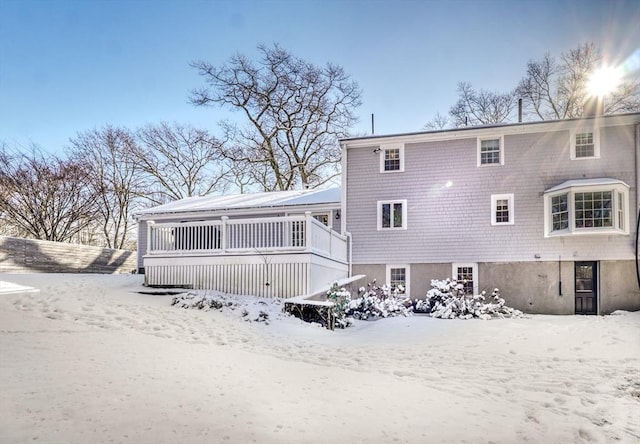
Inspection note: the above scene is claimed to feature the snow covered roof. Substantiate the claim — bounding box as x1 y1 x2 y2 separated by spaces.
136 187 341 217
544 178 629 194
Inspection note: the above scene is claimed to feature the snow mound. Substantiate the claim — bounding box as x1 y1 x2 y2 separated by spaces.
171 291 291 324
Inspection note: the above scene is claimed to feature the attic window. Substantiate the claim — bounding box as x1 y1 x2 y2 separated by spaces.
380 145 405 173
477 136 504 166
570 128 600 159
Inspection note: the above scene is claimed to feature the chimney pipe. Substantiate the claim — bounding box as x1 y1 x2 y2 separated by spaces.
371 113 375 135
518 98 523 123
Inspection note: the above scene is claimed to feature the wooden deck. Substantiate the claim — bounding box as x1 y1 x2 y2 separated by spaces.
143 213 350 298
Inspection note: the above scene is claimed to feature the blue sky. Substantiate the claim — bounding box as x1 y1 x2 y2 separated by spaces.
1 0 639 154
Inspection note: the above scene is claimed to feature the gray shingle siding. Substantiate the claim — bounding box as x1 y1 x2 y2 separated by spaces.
345 121 637 265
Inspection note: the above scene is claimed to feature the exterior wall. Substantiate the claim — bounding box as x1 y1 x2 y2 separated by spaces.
137 220 147 272
354 260 640 315
345 123 637 265
344 115 640 314
599 260 640 314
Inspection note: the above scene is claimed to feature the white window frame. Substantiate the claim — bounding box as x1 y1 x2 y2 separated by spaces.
491 193 514 226
379 144 405 173
570 127 600 160
386 264 410 297
452 263 478 296
311 212 331 228
377 199 407 230
544 183 629 237
477 135 504 167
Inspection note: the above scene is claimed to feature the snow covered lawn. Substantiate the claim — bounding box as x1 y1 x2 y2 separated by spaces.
1 274 638 443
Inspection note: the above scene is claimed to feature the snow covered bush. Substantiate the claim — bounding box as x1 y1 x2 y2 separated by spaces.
346 281 413 321
326 282 353 329
171 291 277 323
419 279 523 320
325 280 412 328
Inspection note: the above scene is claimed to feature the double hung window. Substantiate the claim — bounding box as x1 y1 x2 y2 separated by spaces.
477 136 504 166
570 128 600 159
379 145 405 173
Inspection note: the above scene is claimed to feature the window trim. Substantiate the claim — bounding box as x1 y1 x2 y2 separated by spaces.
491 193 514 226
477 135 504 167
544 181 629 237
452 263 478 296
379 144 405 173
386 264 410 297
377 199 408 230
570 127 600 160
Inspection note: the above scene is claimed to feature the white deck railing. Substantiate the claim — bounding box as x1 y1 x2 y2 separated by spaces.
147 213 348 263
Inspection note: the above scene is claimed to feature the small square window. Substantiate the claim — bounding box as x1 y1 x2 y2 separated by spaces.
387 265 409 296
379 145 405 173
452 263 478 296
491 194 514 225
477 136 504 166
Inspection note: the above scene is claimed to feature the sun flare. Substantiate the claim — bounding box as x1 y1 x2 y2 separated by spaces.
587 66 622 97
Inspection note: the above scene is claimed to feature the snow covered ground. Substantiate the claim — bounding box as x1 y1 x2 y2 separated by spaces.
0 273 638 444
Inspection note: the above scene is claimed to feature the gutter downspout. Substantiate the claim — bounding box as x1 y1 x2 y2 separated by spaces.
340 142 351 277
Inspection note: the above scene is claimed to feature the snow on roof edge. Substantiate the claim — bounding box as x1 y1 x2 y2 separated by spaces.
135 187 341 217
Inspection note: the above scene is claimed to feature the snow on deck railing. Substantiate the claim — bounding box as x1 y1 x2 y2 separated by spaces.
146 213 348 262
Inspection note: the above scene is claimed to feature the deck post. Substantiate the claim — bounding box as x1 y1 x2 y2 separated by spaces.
221 216 228 253
305 211 313 252
147 221 154 253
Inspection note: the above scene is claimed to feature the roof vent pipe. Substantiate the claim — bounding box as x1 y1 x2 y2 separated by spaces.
518 98 523 123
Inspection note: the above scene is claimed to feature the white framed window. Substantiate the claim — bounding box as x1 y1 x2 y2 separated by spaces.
386 264 410 296
312 212 331 228
377 199 407 230
570 128 600 159
491 193 514 225
379 144 405 173
544 179 629 236
452 263 478 296
477 136 504 166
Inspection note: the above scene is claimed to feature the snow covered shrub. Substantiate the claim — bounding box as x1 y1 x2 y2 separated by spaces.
171 292 276 323
347 281 413 321
326 282 353 329
423 279 523 320
171 292 229 310
324 280 412 328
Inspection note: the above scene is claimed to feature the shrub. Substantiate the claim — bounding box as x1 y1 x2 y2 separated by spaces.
326 280 412 328
418 278 523 320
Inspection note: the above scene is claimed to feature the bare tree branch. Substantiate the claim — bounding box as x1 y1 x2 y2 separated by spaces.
190 43 362 190
69 126 144 249
0 145 100 243
134 122 229 203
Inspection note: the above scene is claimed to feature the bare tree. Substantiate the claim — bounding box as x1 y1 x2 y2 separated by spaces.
0 146 100 242
69 126 144 249
448 82 516 127
135 122 229 203
517 42 640 120
190 43 362 191
423 112 451 130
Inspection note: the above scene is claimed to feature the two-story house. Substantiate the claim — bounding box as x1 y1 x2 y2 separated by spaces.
340 112 640 315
